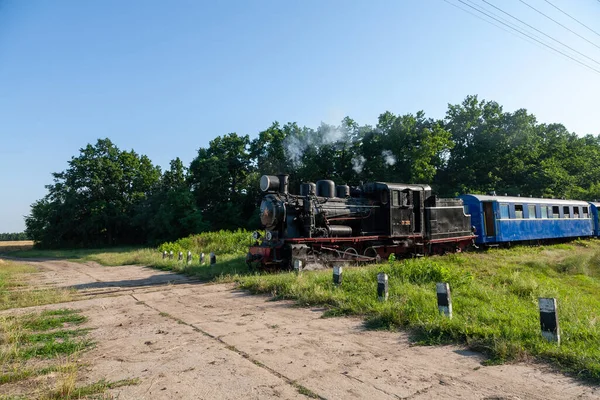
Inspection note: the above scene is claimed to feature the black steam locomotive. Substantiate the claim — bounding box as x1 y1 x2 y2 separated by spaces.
246 174 475 270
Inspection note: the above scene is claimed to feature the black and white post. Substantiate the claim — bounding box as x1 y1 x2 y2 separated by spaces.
200 252 205 265
377 273 388 301
178 251 183 261
162 251 167 260
293 258 303 273
333 265 343 285
539 298 560 344
169 251 174 260
210 252 216 265
436 283 452 318
186 251 192 265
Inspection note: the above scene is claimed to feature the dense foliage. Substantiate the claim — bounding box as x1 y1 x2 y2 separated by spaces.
0 233 29 241
26 95 600 247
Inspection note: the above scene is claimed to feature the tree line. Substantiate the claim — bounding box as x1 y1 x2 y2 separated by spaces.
0 232 30 241
25 95 600 248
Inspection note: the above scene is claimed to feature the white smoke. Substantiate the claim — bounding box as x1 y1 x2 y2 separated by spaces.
284 123 346 166
381 150 396 166
352 155 366 174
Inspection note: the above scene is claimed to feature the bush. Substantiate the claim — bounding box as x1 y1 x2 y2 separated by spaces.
158 229 253 255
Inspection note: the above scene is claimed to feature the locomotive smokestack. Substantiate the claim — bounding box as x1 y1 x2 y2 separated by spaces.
278 174 289 194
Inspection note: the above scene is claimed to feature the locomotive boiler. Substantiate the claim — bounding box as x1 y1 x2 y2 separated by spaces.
247 174 476 270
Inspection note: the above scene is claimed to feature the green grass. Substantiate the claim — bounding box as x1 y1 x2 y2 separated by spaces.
9 231 600 382
0 308 99 397
41 377 140 400
236 241 600 382
0 309 92 363
9 230 254 280
0 260 75 310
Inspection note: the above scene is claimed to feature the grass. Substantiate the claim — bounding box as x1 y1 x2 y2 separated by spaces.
0 260 75 310
8 230 253 279
0 261 137 398
41 377 140 400
0 309 92 364
235 241 600 382
0 308 129 398
8 231 600 382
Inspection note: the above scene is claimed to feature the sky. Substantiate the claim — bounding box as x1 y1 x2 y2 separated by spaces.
1 0 600 232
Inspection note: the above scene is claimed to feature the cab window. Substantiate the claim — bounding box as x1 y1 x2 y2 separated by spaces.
392 191 399 206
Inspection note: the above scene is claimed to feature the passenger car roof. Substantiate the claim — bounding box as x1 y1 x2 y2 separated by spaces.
460 194 589 206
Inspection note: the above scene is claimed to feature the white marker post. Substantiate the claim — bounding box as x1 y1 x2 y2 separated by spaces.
169 251 174 260
293 258 303 274
186 251 192 265
178 251 183 261
210 252 216 265
377 273 388 301
333 265 343 285
162 251 167 260
539 298 560 344
436 283 452 318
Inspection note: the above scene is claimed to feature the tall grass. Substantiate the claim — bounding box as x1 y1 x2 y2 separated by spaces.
157 229 253 255
238 243 600 382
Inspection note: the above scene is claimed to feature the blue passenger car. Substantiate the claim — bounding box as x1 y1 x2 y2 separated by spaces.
588 202 600 237
459 194 593 245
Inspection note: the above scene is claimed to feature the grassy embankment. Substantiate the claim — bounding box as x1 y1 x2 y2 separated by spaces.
6 231 600 382
0 259 138 398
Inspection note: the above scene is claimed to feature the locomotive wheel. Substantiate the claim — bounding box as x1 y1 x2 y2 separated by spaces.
363 247 381 263
342 246 359 260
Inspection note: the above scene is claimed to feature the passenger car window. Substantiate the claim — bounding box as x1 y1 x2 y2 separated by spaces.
515 204 523 219
528 205 536 219
573 207 580 218
552 206 559 218
541 206 548 218
583 207 589 218
500 204 509 219
563 206 570 218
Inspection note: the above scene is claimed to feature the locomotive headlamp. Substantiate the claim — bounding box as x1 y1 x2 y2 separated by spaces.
260 175 280 192
265 231 273 241
252 231 261 240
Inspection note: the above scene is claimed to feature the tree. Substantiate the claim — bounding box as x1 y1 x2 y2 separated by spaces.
136 158 208 244
188 133 254 230
26 138 161 247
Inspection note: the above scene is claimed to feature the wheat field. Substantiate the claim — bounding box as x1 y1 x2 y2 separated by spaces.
0 240 34 252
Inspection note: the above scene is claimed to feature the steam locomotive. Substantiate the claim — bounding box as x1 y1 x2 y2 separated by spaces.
246 174 476 270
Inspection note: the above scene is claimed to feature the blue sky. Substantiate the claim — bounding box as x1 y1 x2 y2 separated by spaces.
2 0 600 232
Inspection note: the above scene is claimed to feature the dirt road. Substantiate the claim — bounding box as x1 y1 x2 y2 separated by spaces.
3 259 598 399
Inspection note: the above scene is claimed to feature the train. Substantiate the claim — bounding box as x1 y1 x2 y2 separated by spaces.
246 174 600 271
246 174 475 270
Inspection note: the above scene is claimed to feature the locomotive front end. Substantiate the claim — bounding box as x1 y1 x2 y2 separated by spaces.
247 175 294 270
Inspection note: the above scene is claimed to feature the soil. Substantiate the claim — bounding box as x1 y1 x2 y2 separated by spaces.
2 258 598 399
